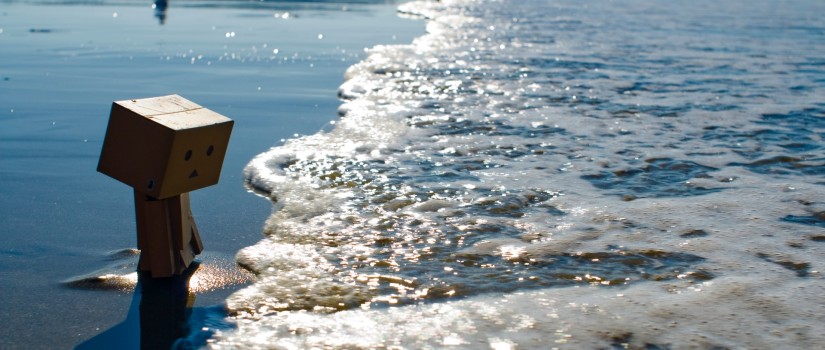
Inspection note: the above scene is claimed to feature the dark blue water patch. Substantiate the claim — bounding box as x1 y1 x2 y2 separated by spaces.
760 108 825 130
616 81 684 95
794 67 825 75
581 158 722 200
779 142 821 153
782 213 825 228
616 81 655 95
729 155 825 176
756 253 810 277
616 149 646 158
756 108 825 154
701 125 822 157
790 85 814 93
745 23 825 38
703 127 812 146
801 58 825 67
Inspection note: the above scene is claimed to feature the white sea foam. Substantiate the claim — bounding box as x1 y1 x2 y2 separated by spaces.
211 0 825 348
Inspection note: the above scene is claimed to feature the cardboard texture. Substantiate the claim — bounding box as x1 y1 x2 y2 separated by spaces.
98 94 233 200
99 95 232 277
134 192 204 277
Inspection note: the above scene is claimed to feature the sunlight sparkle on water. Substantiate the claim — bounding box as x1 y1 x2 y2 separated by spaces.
214 0 825 347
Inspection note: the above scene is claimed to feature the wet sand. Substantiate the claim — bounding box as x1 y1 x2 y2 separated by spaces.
0 1 422 348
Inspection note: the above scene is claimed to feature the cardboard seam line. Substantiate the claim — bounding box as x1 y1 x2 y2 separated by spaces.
144 107 205 118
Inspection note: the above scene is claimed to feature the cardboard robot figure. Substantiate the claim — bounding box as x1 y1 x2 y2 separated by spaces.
98 95 233 277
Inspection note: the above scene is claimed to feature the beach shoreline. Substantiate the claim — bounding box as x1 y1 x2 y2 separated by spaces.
0 1 423 348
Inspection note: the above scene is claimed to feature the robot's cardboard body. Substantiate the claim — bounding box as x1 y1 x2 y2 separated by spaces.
98 95 233 277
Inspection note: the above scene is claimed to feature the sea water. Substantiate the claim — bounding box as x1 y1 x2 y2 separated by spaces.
210 0 825 348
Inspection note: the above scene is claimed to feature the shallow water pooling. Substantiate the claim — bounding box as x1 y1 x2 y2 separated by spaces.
212 0 825 348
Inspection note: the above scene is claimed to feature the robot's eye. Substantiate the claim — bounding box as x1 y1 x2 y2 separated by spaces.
206 145 214 156
184 149 193 161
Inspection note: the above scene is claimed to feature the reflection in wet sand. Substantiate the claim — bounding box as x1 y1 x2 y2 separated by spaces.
153 0 168 25
73 260 243 349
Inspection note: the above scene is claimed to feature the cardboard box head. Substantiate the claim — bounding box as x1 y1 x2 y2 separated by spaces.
98 95 233 199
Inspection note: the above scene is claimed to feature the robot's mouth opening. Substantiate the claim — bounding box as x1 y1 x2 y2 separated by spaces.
189 170 199 178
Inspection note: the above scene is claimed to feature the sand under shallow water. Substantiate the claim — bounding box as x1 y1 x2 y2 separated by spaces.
0 0 422 348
